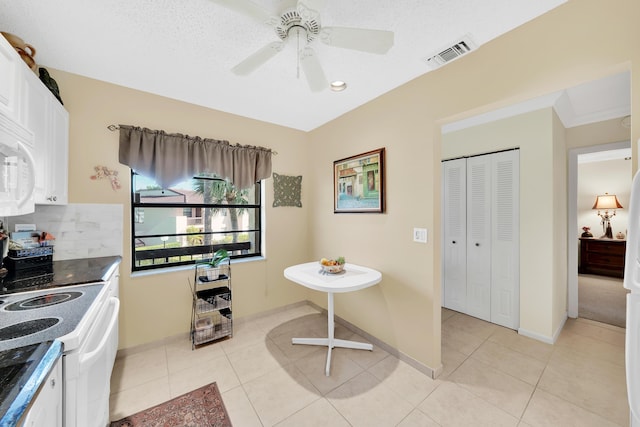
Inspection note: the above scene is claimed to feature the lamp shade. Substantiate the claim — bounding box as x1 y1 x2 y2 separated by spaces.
592 193 623 210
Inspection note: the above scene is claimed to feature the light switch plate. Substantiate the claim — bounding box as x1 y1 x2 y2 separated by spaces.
413 228 427 243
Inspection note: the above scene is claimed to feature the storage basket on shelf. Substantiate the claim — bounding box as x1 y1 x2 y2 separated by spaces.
193 309 232 345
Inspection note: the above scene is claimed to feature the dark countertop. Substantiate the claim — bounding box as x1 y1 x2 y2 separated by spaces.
0 341 62 427
0 255 122 295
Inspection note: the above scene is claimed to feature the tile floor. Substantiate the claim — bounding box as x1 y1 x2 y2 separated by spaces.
109 305 629 426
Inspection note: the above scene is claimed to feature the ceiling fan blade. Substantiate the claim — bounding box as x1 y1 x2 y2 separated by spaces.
300 47 328 92
208 0 277 25
231 42 285 75
319 27 394 54
296 0 327 21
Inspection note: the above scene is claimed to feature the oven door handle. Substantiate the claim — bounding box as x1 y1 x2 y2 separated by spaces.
79 297 119 366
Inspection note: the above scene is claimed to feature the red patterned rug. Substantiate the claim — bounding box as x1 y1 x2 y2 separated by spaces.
110 382 232 427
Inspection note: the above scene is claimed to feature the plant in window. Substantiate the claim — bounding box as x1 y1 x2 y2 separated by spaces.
209 248 229 267
199 248 229 280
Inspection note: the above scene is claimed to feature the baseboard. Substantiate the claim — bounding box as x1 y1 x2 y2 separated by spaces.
116 331 190 359
518 327 553 344
307 301 443 379
233 300 309 326
552 312 568 343
518 312 568 345
116 298 444 379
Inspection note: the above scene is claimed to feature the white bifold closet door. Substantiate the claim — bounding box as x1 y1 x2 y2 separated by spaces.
466 155 492 322
442 149 519 329
442 158 467 313
490 151 519 329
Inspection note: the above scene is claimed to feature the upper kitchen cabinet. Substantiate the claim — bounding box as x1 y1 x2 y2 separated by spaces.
16 61 68 204
0 36 20 119
21 69 69 204
0 34 69 205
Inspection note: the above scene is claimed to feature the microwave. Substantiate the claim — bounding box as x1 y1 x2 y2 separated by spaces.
0 113 35 216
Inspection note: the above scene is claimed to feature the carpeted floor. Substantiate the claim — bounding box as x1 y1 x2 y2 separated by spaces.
110 382 231 427
578 274 629 328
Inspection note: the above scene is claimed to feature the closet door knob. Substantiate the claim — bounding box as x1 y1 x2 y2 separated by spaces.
452 241 456 244
475 243 480 247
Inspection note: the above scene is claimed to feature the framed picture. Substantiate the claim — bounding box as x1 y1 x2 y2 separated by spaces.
333 148 385 213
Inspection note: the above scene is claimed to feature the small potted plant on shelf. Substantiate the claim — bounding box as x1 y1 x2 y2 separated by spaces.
200 249 229 280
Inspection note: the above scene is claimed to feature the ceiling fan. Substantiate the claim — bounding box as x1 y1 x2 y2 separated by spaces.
209 0 394 92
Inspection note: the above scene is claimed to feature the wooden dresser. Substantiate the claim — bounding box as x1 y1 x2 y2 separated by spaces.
579 238 626 278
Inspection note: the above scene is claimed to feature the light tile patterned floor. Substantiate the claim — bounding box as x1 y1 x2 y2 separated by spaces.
109 305 629 426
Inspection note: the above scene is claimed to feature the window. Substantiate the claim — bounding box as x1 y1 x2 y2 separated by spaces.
131 172 262 271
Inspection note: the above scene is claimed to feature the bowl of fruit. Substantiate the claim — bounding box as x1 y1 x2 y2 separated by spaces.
320 257 345 274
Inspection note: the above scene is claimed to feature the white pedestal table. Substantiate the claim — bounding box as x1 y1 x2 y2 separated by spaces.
283 262 382 376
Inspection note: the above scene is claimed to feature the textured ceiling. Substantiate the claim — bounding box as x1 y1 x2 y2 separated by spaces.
0 0 568 131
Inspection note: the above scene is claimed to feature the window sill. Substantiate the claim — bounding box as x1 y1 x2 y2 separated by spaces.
130 255 266 278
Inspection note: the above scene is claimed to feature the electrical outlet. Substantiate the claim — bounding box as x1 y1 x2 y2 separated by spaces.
413 228 427 243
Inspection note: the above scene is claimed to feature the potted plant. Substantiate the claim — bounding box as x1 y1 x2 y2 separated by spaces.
201 248 229 280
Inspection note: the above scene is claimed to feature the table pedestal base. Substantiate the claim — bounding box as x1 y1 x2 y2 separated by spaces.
292 292 372 376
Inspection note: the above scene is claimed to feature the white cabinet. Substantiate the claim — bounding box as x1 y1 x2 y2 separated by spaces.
21 69 68 205
45 100 68 204
442 150 520 329
0 36 21 119
20 357 62 427
0 34 68 205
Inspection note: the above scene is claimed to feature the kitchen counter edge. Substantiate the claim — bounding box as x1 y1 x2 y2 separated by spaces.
0 340 63 427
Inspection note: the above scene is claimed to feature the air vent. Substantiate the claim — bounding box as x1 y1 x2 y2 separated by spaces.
423 35 477 69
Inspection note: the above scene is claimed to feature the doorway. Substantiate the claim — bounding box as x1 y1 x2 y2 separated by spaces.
569 141 631 328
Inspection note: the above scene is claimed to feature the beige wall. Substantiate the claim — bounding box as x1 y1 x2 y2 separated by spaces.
52 71 313 348
308 0 638 371
578 158 632 238
568 116 633 243
46 0 638 372
569 118 632 238
566 117 632 152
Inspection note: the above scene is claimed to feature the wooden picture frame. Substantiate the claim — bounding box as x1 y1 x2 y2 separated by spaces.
333 148 385 213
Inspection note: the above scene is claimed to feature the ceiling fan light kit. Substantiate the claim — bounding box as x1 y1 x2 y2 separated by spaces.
330 81 347 92
211 0 394 92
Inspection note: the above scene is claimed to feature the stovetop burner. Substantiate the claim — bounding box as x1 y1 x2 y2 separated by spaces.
0 318 60 341
3 291 83 311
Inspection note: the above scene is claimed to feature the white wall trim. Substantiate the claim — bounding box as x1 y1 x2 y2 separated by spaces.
307 300 443 379
552 312 568 343
568 140 631 318
518 310 568 345
517 327 554 344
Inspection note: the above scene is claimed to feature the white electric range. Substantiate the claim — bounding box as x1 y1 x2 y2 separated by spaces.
0 269 119 427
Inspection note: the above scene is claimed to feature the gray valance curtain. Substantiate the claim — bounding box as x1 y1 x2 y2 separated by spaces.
118 125 274 190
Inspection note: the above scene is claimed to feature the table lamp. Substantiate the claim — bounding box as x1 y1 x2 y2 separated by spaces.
592 193 623 238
